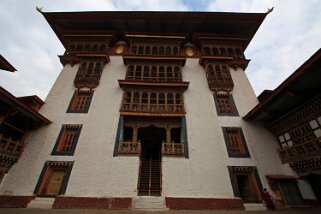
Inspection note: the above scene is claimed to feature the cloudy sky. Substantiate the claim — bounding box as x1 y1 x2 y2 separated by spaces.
0 0 320 100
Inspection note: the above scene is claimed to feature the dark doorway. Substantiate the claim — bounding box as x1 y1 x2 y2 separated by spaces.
234 173 261 203
278 180 304 205
137 126 165 196
307 173 321 203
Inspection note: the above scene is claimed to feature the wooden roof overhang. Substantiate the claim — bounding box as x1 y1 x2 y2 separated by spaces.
244 49 321 122
0 55 16 72
41 11 268 49
123 55 186 66
0 87 51 127
118 80 189 90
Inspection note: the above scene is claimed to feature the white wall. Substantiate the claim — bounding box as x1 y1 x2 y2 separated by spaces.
163 59 298 198
0 56 314 200
0 56 139 197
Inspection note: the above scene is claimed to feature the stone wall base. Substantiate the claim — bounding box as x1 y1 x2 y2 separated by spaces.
52 196 132 209
165 197 245 210
0 195 36 208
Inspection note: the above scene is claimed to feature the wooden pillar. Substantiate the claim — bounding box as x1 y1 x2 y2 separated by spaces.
166 126 171 143
133 126 138 142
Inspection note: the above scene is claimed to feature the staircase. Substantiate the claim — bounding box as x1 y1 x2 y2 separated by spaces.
131 196 168 211
243 203 267 211
138 159 161 196
27 197 55 209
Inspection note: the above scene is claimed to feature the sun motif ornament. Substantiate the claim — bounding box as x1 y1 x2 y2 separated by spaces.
185 48 194 57
116 46 124 54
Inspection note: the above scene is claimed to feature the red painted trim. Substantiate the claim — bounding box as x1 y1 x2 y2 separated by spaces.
52 196 132 209
0 195 35 208
165 197 245 210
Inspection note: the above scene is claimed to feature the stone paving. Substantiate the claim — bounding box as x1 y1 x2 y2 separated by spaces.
0 209 320 214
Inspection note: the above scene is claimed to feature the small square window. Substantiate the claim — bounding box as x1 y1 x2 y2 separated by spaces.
214 94 239 116
222 127 250 157
67 90 94 113
51 125 82 156
309 120 318 129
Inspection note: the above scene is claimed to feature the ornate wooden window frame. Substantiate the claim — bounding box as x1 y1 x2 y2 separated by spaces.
213 93 239 116
126 63 182 82
130 43 180 56
222 127 250 157
228 166 263 203
33 161 74 197
51 125 82 156
67 90 94 113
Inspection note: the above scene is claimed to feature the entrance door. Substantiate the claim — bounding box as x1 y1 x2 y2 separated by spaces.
236 174 261 203
45 170 65 195
137 126 165 196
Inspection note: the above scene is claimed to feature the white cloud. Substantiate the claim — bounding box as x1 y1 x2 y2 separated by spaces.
0 0 320 100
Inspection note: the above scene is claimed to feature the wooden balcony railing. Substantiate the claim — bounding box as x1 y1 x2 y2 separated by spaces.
0 134 21 157
120 104 185 114
126 76 182 83
278 137 321 163
162 142 184 157
118 141 141 155
74 75 101 88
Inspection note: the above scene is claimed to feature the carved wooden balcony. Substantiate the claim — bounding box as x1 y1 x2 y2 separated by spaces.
208 78 234 91
74 75 101 88
120 104 185 116
278 137 321 164
126 76 182 83
118 141 141 156
0 134 20 168
162 142 184 157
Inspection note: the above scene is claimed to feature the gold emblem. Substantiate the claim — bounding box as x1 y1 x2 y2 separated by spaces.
186 48 194 57
116 46 124 54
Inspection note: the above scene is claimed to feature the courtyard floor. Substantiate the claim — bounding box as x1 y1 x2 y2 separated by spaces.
0 209 321 214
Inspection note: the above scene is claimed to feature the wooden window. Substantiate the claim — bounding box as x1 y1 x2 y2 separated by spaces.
205 63 234 91
67 90 94 113
214 93 238 116
74 61 104 88
173 47 179 55
310 117 321 138
131 45 137 54
278 133 293 149
223 127 250 157
34 161 73 197
51 125 82 156
159 46 165 55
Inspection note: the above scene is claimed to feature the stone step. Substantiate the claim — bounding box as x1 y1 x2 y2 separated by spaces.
131 196 168 211
27 197 55 209
244 203 267 211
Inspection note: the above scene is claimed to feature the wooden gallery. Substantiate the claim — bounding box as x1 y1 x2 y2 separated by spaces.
0 10 320 210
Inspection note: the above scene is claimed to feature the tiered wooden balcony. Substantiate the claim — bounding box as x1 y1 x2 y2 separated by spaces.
120 103 185 117
161 142 184 157
74 75 101 88
118 141 141 155
278 136 321 164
